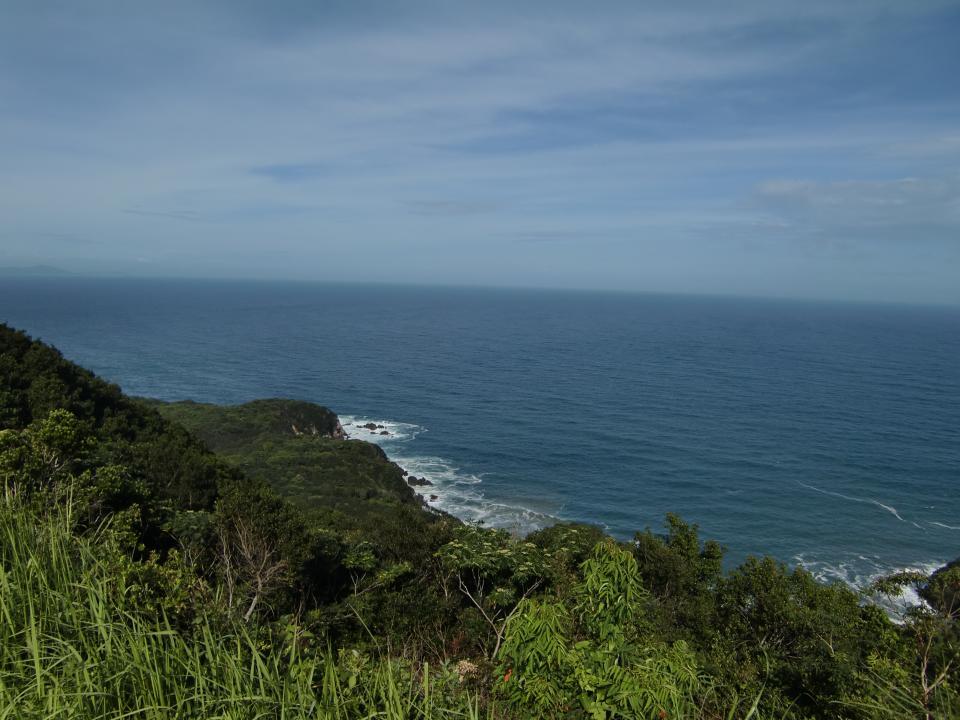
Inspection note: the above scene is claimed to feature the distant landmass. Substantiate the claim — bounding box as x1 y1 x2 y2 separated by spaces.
0 264 72 277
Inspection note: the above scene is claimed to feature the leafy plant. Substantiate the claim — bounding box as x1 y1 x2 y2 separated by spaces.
498 540 707 719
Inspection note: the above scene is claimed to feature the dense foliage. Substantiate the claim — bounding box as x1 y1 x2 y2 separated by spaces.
1 323 958 719
145 397 449 564
0 491 490 720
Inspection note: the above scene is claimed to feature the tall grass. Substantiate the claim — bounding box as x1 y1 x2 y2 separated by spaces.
0 492 491 719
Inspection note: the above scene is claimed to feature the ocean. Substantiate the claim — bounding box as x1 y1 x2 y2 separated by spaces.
2 277 958 599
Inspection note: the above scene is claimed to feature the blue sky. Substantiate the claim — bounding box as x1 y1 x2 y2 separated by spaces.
1 0 959 303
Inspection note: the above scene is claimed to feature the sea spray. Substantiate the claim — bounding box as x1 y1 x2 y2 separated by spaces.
341 415 556 534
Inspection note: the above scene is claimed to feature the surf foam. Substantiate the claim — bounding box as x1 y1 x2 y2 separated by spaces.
797 481 908 523
794 552 943 621
341 415 555 534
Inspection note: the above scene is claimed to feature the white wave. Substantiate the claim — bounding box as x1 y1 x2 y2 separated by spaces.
340 415 425 443
878 503 906 522
797 481 907 523
339 414 555 534
930 521 960 530
795 552 943 621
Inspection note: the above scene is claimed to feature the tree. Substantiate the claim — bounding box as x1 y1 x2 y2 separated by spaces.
437 525 548 658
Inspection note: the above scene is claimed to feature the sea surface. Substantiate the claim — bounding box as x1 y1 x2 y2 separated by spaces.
2 277 959 601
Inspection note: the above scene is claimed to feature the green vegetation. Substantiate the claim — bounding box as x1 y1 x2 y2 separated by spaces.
0 491 490 719
1 322 959 719
144 398 444 559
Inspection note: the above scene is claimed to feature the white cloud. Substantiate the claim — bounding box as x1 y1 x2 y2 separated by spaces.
754 176 960 233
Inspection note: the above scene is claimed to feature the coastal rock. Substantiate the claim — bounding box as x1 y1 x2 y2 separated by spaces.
292 422 335 437
379 430 389 435
228 399 344 440
429 494 438 501
361 422 379 430
407 475 433 487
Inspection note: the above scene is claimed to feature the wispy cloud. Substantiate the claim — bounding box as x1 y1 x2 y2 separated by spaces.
511 230 604 244
122 208 205 222
250 163 330 183
403 200 498 216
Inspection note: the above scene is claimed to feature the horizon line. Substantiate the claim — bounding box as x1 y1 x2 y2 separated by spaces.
2 267 958 310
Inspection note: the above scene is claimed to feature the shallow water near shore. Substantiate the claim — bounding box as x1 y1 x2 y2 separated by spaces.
2 277 958 601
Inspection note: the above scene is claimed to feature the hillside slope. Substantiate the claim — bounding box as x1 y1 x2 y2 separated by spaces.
0 323 239 514
146 398 444 552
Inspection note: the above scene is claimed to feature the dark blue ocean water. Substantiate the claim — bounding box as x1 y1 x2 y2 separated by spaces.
2 277 958 596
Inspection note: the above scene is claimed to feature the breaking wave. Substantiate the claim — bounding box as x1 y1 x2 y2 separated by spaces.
794 552 943 620
340 415 556 534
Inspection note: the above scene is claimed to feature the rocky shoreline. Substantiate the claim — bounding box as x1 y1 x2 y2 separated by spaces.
344 420 443 507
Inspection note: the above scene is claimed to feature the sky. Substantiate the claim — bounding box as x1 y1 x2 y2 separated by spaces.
1 0 959 304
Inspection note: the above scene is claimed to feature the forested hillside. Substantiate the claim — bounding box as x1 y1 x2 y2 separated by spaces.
1 323 957 719
145 397 445 557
